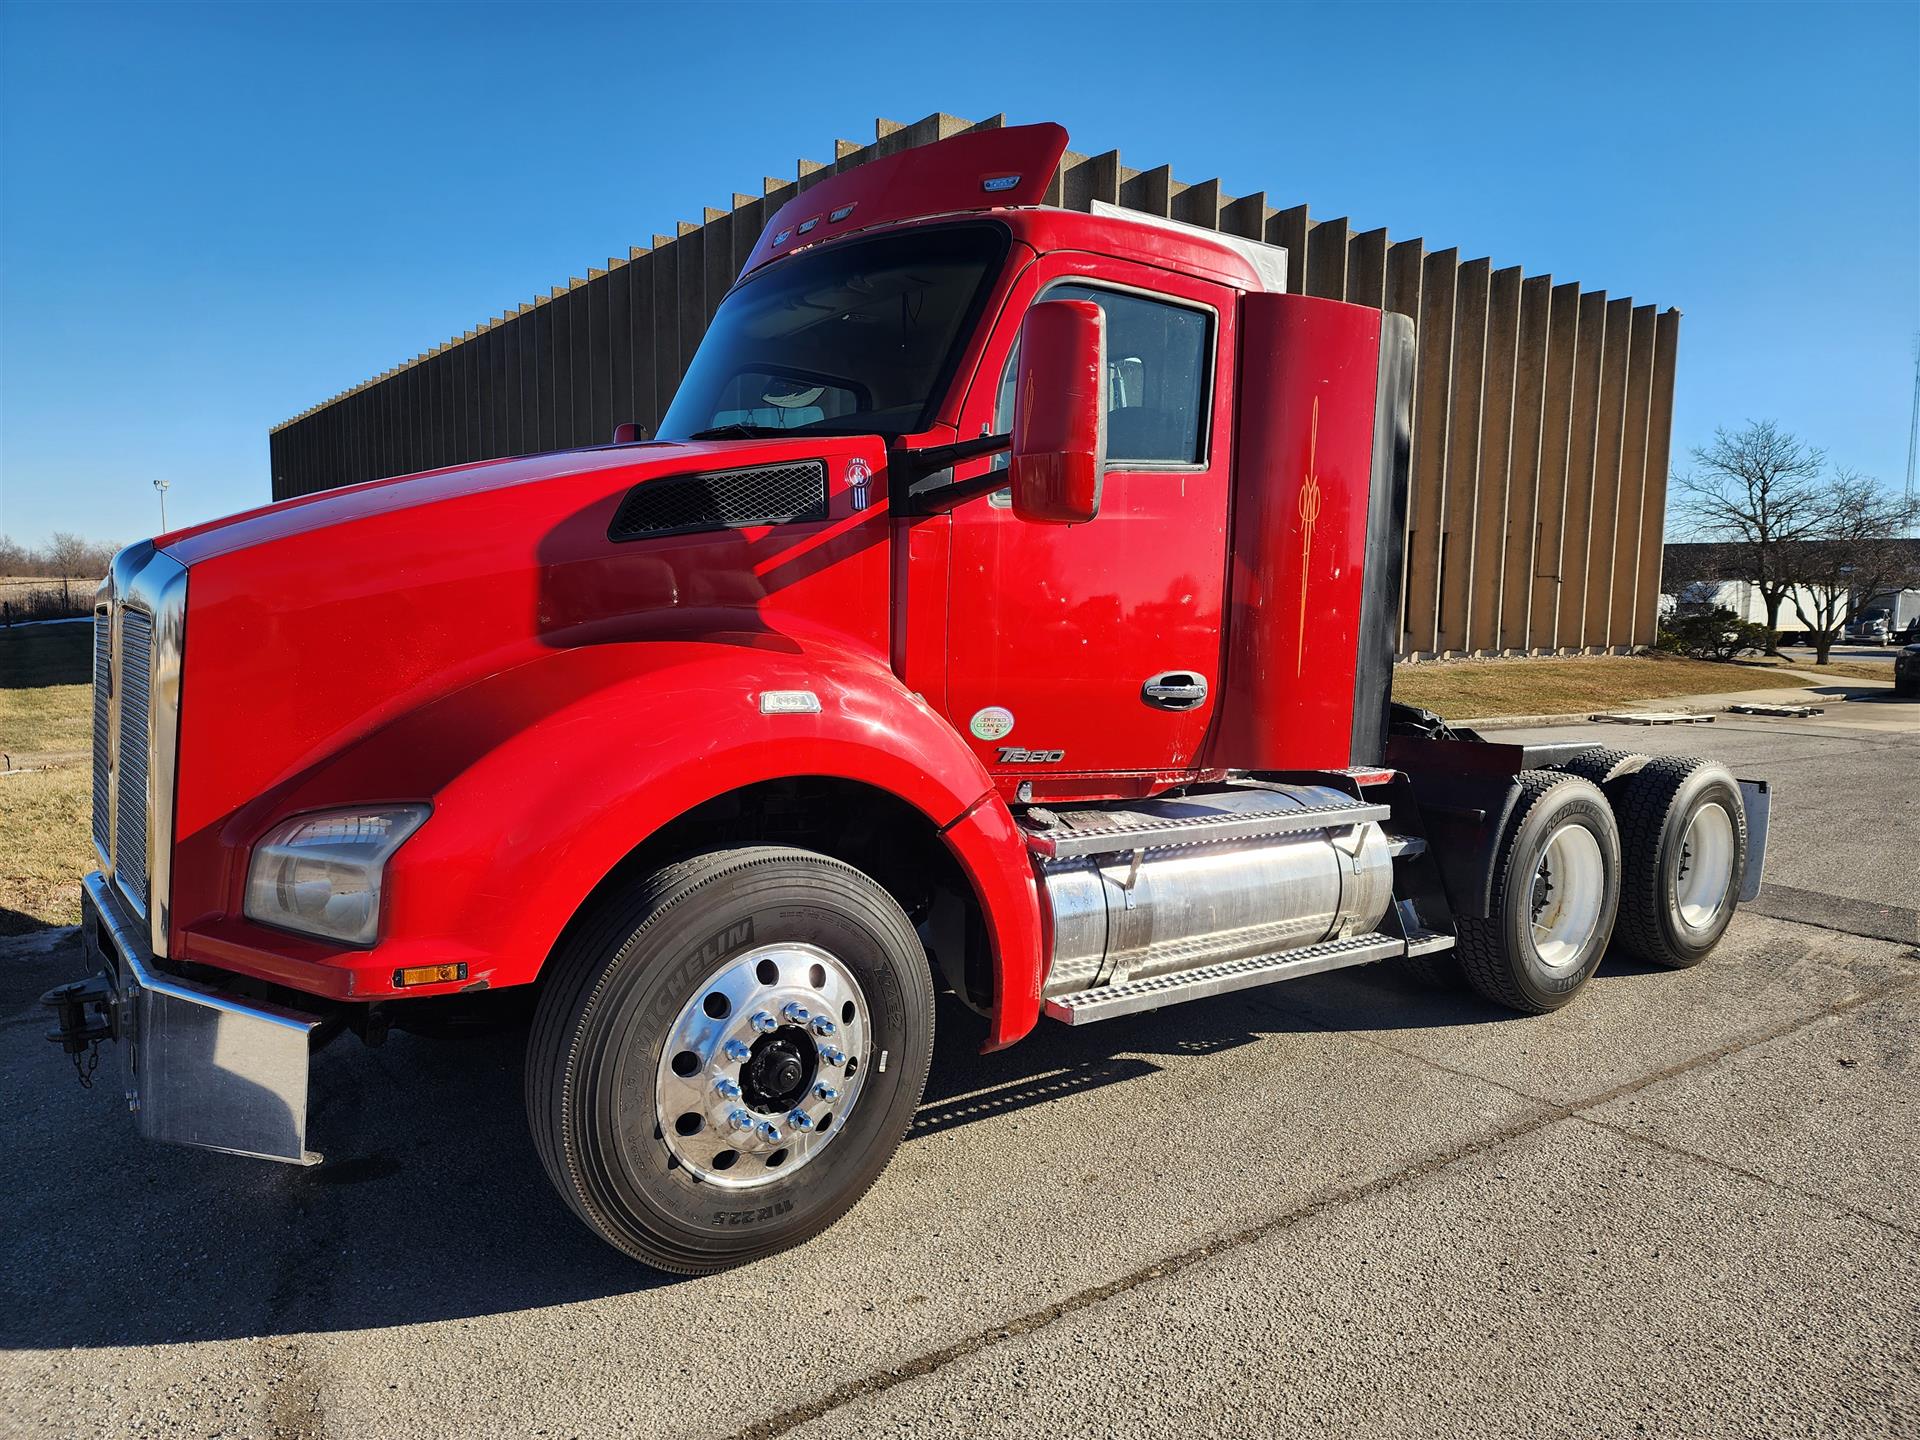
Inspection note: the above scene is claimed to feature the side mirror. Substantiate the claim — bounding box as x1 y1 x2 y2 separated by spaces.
1009 299 1107 524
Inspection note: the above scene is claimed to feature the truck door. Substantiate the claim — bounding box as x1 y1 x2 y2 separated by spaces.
942 258 1235 781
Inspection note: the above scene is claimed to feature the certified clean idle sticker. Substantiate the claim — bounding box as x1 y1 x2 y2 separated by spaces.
969 706 1015 742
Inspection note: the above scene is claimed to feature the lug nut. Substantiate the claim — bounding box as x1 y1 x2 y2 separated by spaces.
756 1120 782 1144
786 1109 815 1131
809 1015 836 1037
713 1077 742 1099
819 1046 846 1067
813 1083 839 1102
726 1108 755 1132
722 1039 752 1062
749 1011 778 1034
781 1001 810 1024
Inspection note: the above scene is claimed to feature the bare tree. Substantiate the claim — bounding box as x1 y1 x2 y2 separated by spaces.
1785 471 1920 664
43 532 95 609
1673 421 1830 653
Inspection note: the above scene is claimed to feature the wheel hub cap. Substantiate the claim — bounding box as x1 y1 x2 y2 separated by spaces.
654 942 869 1190
1530 823 1606 975
1671 802 1735 932
742 1032 814 1111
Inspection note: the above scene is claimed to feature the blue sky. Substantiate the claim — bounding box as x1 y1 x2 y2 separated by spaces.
1 0 1914 547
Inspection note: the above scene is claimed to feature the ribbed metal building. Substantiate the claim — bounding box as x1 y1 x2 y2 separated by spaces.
269 111 1679 658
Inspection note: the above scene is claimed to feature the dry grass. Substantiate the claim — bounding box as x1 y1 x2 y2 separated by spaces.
1391 654 1818 720
1 624 93 932
1 624 92 763
0 764 90 933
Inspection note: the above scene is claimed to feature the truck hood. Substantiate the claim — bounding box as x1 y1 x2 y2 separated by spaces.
160 432 895 954
161 439 798 567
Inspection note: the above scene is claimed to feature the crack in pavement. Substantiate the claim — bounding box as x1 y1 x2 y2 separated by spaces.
1569 1111 1920 1241
1284 981 1920 1240
723 968 1919 1440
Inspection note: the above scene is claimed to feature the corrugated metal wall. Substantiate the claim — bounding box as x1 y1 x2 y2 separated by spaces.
269 111 1679 656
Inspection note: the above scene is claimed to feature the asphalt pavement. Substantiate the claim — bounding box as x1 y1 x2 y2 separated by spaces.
2 690 1915 1440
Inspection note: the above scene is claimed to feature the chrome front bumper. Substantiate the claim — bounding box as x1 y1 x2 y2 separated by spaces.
61 871 322 1165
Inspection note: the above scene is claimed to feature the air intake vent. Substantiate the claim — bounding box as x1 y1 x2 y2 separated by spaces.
608 461 828 542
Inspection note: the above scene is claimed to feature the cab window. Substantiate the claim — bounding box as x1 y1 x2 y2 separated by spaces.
995 284 1211 465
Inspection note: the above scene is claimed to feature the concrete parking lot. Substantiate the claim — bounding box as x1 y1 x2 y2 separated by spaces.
2 691 1915 1440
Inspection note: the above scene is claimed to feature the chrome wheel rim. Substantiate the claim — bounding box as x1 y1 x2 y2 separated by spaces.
1672 802 1735 932
1529 823 1606 974
654 942 870 1190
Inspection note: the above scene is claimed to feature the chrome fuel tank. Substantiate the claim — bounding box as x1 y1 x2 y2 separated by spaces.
1033 784 1395 996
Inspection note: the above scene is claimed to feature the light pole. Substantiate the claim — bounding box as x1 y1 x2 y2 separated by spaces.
153 478 170 531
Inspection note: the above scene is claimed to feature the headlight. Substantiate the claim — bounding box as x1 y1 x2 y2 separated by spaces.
244 805 429 946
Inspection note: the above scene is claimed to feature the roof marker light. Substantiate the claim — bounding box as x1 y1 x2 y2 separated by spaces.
773 228 793 245
797 216 820 234
829 203 856 223
982 174 1021 193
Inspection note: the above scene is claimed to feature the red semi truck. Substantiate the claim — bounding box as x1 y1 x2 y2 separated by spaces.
44 124 1768 1272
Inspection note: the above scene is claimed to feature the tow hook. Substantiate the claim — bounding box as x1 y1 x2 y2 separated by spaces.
41 974 115 1089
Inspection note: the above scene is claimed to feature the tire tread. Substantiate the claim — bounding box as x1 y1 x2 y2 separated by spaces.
1455 770 1617 1014
1612 756 1743 968
525 846 930 1273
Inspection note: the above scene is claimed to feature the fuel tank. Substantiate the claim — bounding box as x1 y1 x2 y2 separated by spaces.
1031 784 1395 996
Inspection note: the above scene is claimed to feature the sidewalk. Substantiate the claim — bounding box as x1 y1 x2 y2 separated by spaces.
1461 670 1894 731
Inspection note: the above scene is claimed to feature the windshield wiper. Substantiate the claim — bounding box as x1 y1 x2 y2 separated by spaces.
686 423 796 440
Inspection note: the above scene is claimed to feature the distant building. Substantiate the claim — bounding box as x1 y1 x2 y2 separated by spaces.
1661 540 1920 637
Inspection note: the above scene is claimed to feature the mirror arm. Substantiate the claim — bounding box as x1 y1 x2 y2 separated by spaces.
888 433 1012 513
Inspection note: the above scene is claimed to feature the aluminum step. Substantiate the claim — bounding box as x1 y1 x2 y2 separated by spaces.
1042 932 1406 1026
1025 797 1391 860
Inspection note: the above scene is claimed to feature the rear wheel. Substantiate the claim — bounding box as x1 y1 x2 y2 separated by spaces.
1456 771 1622 1013
1612 757 1746 968
526 846 933 1272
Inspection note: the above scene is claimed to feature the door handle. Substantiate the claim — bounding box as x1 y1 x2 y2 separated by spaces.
1142 672 1209 711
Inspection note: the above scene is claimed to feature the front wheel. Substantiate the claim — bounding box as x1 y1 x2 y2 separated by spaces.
1456 771 1622 1014
525 846 934 1272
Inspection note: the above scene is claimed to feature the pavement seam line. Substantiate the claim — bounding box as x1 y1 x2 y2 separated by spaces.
1259 950 1918 1115
1567 1112 1920 1240
727 970 1918 1440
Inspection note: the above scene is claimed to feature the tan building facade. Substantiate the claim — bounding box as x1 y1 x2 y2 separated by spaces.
270 112 1679 657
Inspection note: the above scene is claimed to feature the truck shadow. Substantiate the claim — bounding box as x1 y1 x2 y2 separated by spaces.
4 936 1522 1352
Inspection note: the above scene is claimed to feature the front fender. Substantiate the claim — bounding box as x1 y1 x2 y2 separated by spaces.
176 635 1047 1045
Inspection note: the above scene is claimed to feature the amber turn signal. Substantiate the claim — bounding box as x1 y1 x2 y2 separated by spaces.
393 963 468 988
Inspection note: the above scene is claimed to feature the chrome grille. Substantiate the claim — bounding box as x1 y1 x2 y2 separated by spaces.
91 609 112 856
115 608 153 906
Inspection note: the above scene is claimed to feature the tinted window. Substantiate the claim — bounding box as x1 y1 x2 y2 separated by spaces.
659 225 1009 441
995 285 1211 464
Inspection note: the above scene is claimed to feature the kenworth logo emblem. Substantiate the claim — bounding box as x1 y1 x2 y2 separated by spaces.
845 456 872 511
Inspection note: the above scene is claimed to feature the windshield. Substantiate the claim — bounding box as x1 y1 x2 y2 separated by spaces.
657 224 1009 442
